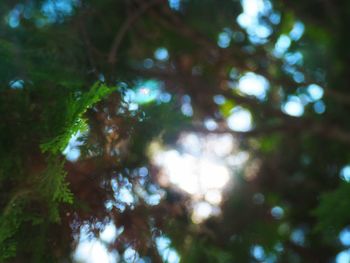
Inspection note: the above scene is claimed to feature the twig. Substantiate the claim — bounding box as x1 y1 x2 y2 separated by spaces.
108 0 164 65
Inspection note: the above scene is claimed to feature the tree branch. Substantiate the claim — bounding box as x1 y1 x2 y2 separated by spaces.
108 0 164 65
131 67 350 144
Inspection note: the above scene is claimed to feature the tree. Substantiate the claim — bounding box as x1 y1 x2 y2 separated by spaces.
1 0 350 262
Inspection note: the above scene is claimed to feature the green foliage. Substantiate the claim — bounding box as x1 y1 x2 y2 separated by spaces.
0 81 115 260
0 198 25 261
1 0 350 262
313 182 350 233
38 158 73 221
220 100 235 117
0 158 72 259
41 82 115 154
258 134 283 153
181 239 233 263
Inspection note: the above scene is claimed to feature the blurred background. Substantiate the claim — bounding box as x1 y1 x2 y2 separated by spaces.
1 0 350 262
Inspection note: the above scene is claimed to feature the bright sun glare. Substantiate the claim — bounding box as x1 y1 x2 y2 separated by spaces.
152 132 249 223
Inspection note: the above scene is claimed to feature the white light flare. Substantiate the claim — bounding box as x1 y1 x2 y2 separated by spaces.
238 72 269 100
227 106 253 132
151 133 249 223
